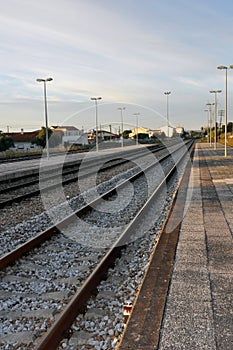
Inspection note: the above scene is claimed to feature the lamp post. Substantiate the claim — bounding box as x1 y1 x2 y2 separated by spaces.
118 107 126 147
204 109 210 144
164 91 171 137
217 65 233 156
218 109 224 140
209 90 222 150
91 97 102 152
206 103 214 147
36 77 53 159
133 113 140 145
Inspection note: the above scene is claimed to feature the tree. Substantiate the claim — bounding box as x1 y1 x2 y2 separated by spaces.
221 122 233 134
0 134 14 151
32 127 53 148
138 133 148 140
122 130 132 139
227 122 233 133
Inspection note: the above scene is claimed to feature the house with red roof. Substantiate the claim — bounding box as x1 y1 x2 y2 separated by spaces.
5 130 40 150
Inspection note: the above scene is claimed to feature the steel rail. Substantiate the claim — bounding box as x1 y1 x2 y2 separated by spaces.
118 143 195 349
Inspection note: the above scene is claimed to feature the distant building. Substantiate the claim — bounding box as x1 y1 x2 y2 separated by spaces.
51 126 88 146
176 126 185 136
129 127 161 139
6 126 89 150
5 130 40 150
88 129 119 144
160 126 177 137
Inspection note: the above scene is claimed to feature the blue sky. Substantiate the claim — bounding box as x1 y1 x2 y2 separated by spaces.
1 0 233 133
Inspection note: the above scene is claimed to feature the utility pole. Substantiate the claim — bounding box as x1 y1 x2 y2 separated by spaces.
109 124 112 141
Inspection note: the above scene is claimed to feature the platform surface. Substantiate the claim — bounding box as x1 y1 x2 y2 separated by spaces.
120 143 233 350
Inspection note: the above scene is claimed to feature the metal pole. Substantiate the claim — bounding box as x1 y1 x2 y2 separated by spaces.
43 81 49 159
118 107 125 147
210 105 212 147
121 110 124 147
214 94 217 150
91 97 102 152
204 110 209 144
208 112 210 144
210 90 222 150
164 92 171 137
95 99 99 153
36 77 53 159
217 65 230 157
225 69 228 157
133 113 140 145
219 110 224 141
206 103 212 147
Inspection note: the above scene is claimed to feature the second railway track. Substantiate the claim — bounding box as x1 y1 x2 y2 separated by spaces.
0 142 180 209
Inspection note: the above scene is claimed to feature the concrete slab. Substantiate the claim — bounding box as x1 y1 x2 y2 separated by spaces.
159 300 216 350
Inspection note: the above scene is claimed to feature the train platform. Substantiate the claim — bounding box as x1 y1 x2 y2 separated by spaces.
119 143 233 350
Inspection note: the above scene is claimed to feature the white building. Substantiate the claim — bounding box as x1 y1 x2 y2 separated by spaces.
51 126 88 146
160 125 177 137
129 127 161 139
176 126 185 136
88 130 119 143
6 130 41 150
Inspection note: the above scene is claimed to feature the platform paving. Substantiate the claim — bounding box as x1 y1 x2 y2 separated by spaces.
158 143 233 350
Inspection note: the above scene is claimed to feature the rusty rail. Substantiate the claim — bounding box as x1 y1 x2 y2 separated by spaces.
118 144 195 350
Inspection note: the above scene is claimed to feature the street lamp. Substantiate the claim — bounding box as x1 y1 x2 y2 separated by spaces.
133 113 140 145
164 91 171 137
206 103 214 147
118 107 126 147
204 109 210 144
36 77 53 159
91 97 102 152
209 90 222 150
218 109 224 138
217 65 233 156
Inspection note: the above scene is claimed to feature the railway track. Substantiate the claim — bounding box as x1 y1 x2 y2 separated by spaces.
0 140 193 349
0 144 165 208
0 157 130 208
118 144 195 350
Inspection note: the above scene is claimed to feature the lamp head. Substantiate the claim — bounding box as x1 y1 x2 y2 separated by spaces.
217 65 227 70
210 90 222 94
36 77 53 82
91 97 102 101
